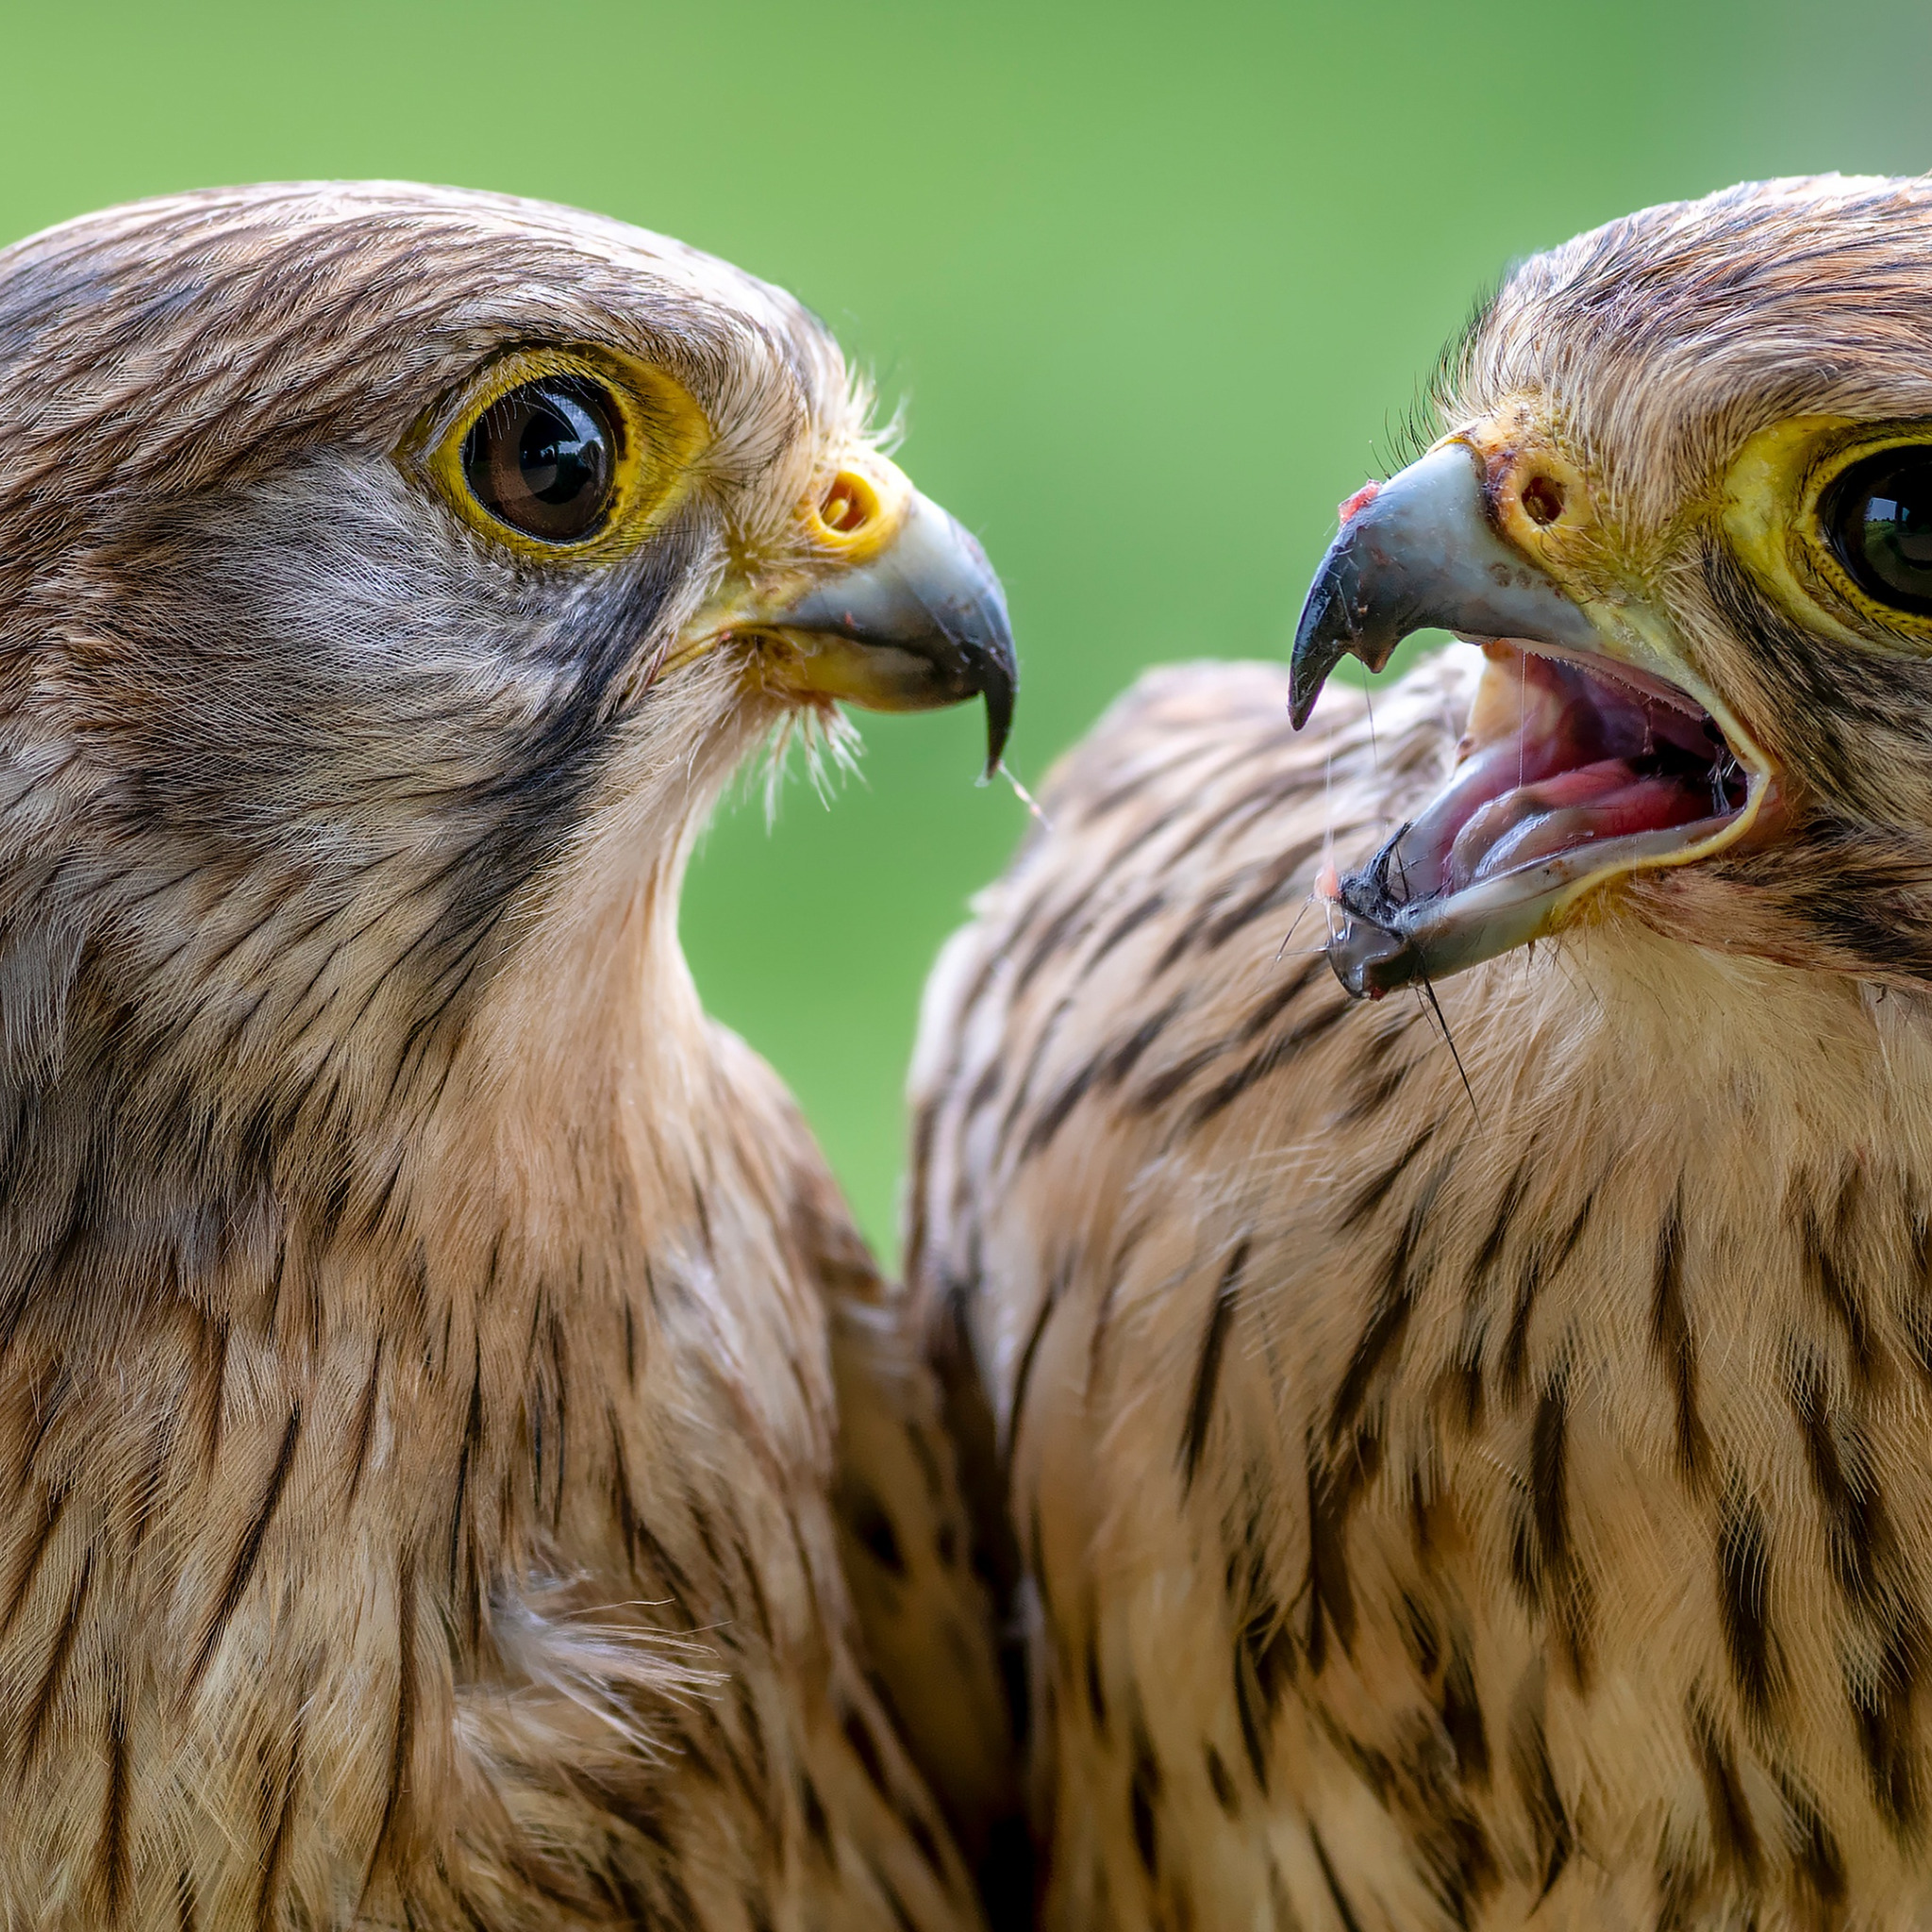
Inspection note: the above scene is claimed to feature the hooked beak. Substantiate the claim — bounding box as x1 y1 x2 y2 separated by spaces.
1289 440 1774 997
1290 443 1601 727
669 451 1016 780
763 485 1018 779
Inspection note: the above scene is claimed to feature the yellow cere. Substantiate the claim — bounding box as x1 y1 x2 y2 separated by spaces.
799 451 913 566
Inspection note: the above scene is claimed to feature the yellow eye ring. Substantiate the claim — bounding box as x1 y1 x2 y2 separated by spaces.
1724 414 1932 653
402 343 709 564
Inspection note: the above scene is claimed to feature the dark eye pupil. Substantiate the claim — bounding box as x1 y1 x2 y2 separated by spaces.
1828 446 1932 613
461 375 618 542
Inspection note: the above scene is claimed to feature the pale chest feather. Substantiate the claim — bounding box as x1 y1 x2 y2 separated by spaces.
913 657 1932 1932
0 1032 976 1932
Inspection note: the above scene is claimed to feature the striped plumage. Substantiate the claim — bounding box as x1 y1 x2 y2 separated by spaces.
0 183 1010 1928
910 176 1932 1930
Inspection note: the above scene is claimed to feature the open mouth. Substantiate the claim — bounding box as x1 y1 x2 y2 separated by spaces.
1320 641 1772 997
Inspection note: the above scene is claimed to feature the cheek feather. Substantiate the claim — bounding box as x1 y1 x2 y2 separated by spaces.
0 180 1008 1932
909 629 1932 1924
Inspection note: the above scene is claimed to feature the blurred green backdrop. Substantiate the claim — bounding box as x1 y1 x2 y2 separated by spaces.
5 1 1930 1254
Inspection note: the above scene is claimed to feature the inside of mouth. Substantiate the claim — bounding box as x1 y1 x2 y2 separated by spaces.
1391 642 1749 905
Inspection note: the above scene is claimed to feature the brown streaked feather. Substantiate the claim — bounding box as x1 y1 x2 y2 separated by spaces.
0 183 996 1930
911 175 1932 1931
911 641 1932 1927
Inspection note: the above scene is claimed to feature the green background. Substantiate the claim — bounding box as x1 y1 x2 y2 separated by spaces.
6 2 1930 1256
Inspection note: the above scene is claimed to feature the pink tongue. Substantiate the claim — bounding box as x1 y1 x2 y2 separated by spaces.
1398 732 1579 888
1450 759 1710 889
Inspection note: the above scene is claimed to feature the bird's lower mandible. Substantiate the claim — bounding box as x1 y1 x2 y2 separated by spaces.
908 173 1932 1932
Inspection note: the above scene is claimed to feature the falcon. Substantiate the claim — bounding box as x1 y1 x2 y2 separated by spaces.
909 174 1932 1931
0 184 1015 1928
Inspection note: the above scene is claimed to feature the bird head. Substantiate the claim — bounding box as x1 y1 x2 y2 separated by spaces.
0 183 1015 1215
1291 174 1932 1000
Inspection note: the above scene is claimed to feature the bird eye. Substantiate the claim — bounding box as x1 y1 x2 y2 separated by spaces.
1824 445 1932 615
460 375 620 543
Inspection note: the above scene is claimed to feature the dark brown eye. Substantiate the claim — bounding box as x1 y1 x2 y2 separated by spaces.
460 375 619 543
1825 445 1932 614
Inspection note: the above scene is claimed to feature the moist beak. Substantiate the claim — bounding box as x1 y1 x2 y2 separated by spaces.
764 490 1018 779
1289 441 1600 727
1288 441 1775 1002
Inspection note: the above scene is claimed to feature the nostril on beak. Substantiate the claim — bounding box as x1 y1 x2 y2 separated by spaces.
1522 474 1566 526
816 469 878 539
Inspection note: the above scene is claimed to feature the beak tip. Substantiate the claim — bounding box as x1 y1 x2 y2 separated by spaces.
1289 578 1354 731
766 489 1019 769
978 654 1016 781
1284 440 1600 727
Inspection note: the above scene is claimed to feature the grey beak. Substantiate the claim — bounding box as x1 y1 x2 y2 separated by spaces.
771 491 1018 779
1289 441 1599 728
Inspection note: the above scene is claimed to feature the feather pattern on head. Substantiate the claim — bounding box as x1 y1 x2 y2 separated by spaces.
0 182 1011 1929
911 175 1932 1931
